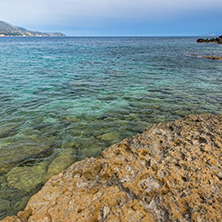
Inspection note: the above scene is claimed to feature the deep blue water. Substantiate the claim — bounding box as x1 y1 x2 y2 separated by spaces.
0 37 222 218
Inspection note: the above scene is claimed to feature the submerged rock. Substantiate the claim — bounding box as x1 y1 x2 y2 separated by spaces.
2 114 222 222
6 162 48 192
100 132 120 141
191 54 222 60
0 199 10 211
47 148 76 176
201 55 222 60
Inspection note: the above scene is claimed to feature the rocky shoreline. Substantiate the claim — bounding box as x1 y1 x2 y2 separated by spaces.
2 114 222 222
197 35 222 44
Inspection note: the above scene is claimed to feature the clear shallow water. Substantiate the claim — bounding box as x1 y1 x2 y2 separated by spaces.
0 37 222 218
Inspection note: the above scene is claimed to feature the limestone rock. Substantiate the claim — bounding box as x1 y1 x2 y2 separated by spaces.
2 114 222 222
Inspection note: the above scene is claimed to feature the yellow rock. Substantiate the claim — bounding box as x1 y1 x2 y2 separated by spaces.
2 114 222 221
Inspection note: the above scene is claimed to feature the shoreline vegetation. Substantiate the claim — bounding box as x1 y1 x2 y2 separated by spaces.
0 21 65 37
2 114 222 222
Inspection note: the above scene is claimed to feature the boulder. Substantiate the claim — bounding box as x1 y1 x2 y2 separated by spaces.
2 114 222 222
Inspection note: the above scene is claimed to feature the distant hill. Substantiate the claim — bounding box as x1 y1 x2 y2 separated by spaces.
0 21 66 37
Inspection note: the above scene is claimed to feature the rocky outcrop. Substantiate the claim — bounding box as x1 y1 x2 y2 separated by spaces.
197 35 222 44
202 56 222 60
190 54 222 60
2 114 222 222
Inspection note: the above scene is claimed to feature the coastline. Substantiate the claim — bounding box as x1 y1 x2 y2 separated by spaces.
2 114 222 221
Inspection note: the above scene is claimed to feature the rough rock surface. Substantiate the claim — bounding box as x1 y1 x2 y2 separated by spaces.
2 114 222 222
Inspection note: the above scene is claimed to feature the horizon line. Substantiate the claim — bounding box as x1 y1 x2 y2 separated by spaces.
0 33 218 38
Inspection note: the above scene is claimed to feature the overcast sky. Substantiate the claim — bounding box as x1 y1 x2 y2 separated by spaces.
0 0 221 36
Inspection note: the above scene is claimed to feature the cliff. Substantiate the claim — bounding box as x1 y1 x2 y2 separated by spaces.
0 21 65 37
2 114 222 222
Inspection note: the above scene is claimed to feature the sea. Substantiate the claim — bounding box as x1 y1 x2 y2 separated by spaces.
0 36 222 218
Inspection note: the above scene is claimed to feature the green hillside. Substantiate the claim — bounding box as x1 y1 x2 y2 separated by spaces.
0 21 65 37
0 21 27 32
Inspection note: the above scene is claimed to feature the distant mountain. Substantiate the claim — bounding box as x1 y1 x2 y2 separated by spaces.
0 21 66 37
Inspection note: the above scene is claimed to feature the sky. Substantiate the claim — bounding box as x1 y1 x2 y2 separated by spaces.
0 0 222 36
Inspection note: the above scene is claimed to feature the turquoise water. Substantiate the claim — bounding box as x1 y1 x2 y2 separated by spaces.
0 37 222 218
